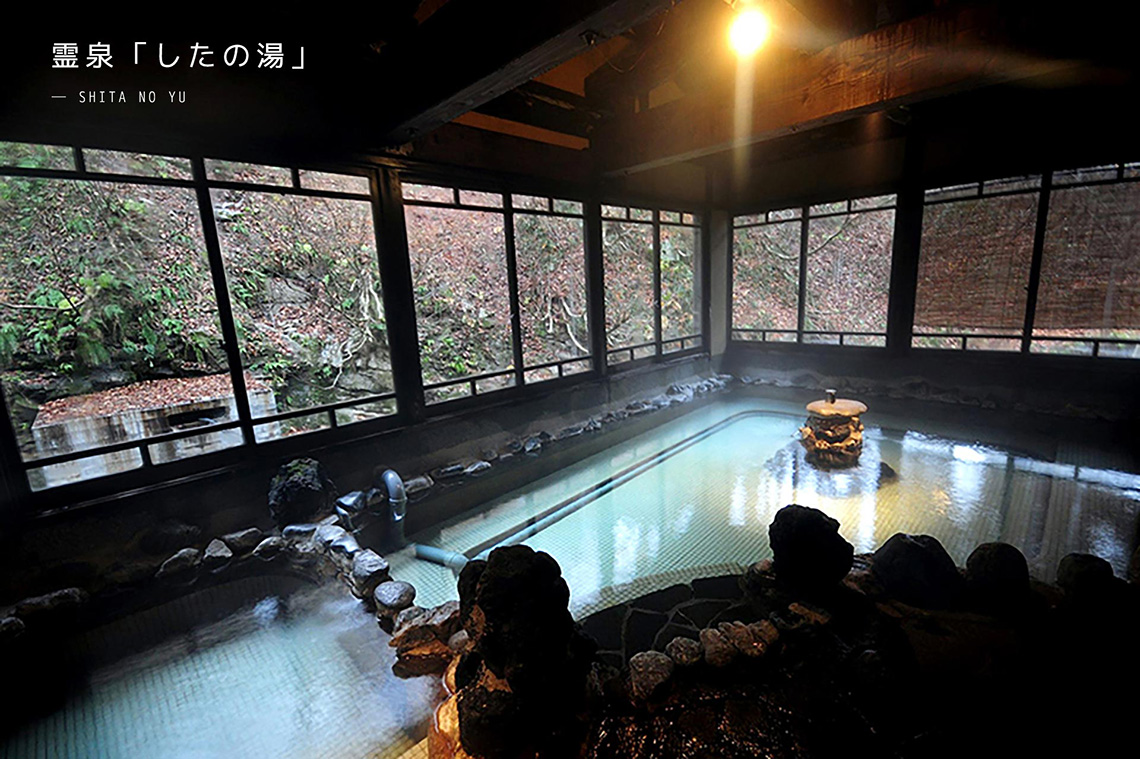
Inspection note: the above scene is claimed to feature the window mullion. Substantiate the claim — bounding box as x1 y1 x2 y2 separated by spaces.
503 195 525 387
1021 170 1052 354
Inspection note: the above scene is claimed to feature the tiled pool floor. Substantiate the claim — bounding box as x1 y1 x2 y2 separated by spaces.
0 577 439 759
388 395 1140 617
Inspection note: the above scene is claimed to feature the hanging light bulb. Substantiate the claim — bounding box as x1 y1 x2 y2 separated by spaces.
729 5 771 57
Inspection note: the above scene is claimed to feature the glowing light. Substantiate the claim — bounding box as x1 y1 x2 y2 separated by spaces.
729 8 770 57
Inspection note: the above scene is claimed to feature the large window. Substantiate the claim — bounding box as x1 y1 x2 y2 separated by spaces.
513 195 591 382
603 205 702 365
1033 169 1140 358
913 177 1040 351
403 184 591 403
732 196 894 346
0 146 238 489
210 162 393 440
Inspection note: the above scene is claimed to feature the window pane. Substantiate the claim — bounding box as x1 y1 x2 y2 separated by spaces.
512 194 548 211
211 188 392 424
660 224 699 344
514 214 589 372
1034 182 1140 346
0 177 237 488
405 206 513 394
732 221 801 331
403 183 452 203
458 190 502 208
83 150 192 180
205 159 291 186
298 170 370 195
0 141 74 170
914 193 1038 342
604 221 655 355
553 199 582 215
804 209 893 334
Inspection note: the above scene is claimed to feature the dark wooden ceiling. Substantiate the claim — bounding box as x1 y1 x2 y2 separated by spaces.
1 1 1138 207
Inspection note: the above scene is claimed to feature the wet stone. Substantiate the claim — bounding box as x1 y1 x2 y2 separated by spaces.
155 548 201 581
652 622 700 652
220 527 264 555
350 549 390 598
719 621 767 658
201 539 233 572
314 524 348 549
1057 552 1115 599
252 536 286 561
375 580 416 617
629 651 674 702
749 619 780 646
787 602 831 626
436 463 466 480
666 636 702 667
404 475 434 497
328 533 361 560
14 587 88 619
464 460 492 476
700 627 736 667
0 616 25 640
872 533 964 609
282 523 318 544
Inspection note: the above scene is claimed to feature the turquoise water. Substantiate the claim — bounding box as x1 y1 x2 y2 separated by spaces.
390 397 1140 616
0 577 437 759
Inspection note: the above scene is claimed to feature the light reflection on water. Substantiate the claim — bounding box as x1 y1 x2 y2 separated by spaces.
513 414 1140 614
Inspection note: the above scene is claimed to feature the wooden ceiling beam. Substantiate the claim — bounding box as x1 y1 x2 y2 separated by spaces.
594 4 1080 177
472 81 604 138
375 0 679 146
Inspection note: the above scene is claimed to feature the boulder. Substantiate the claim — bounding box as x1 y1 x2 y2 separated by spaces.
282 523 318 544
700 627 735 667
374 580 416 619
629 651 674 701
14 587 88 621
201 539 233 572
251 536 286 561
314 524 349 550
718 621 767 658
391 638 453 678
267 458 337 528
0 616 25 640
350 550 390 599
665 636 702 667
872 533 964 608
391 600 461 651
220 527 264 555
768 504 854 592
155 548 201 582
966 542 1030 610
1057 553 1115 599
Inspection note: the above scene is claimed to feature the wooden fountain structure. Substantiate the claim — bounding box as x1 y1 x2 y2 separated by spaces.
799 389 867 468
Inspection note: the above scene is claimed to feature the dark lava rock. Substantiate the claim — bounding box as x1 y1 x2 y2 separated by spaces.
1130 545 1140 584
201 539 233 572
456 545 595 758
391 638 452 678
155 548 201 582
768 504 854 592
629 651 674 701
139 520 201 556
872 533 964 608
666 636 702 666
966 542 1029 610
1057 552 1115 599
374 580 416 616
458 687 527 759
719 621 767 658
220 527 264 555
267 458 337 528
